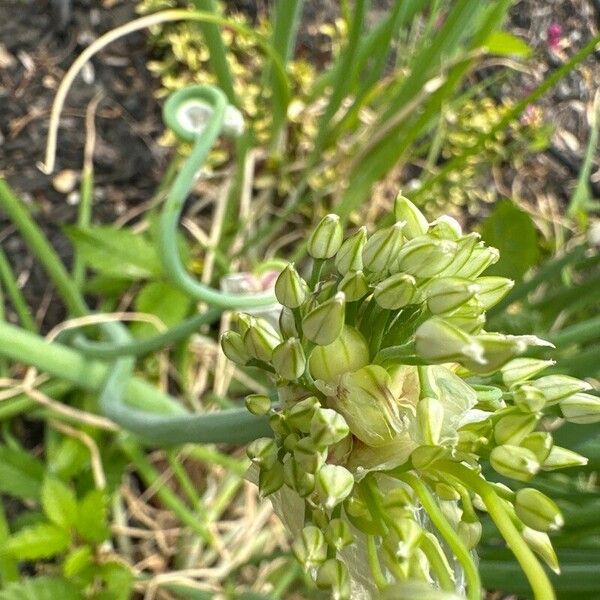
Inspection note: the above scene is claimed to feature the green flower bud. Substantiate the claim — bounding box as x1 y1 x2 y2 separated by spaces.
494 413 537 446
515 488 563 532
415 317 486 365
457 519 482 550
302 292 346 345
454 243 499 278
392 236 457 278
490 445 540 481
282 453 315 496
394 195 428 239
435 482 461 502
344 493 383 535
529 375 592 405
560 392 600 424
245 393 271 416
362 222 405 272
411 445 447 470
315 464 354 510
338 270 369 301
520 432 553 462
475 276 514 310
333 365 407 446
335 227 367 275
417 397 444 445
246 437 277 469
374 273 417 310
283 433 300 452
308 326 369 383
389 517 423 559
220 331 250 366
310 408 350 447
316 558 350 600
269 412 291 437
463 333 524 374
541 445 588 471
423 277 479 315
272 338 306 380
513 384 546 413
236 313 253 336
521 527 560 574
291 525 327 569
258 461 284 497
308 214 343 259
278 307 298 338
294 436 326 473
324 518 353 551
287 396 321 432
429 215 462 240
444 299 486 334
437 233 479 277
501 358 555 388
243 317 281 361
274 263 308 308
471 384 504 410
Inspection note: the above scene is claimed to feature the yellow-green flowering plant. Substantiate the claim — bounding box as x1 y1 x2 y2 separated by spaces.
222 195 598 600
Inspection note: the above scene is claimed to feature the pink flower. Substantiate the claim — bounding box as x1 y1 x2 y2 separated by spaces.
547 23 562 50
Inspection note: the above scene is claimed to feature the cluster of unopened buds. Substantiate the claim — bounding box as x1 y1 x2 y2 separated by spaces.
221 195 599 599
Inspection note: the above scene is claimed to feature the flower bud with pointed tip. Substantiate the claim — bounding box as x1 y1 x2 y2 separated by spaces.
258 461 284 497
272 337 306 380
541 445 588 470
283 433 300 451
394 195 428 239
454 244 499 278
338 270 369 301
247 437 277 469
559 392 600 424
308 214 343 259
274 263 308 308
292 525 327 569
283 454 315 496
278 307 298 338
220 331 250 366
529 375 592 405
245 393 271 416
417 397 444 445
302 292 345 345
437 233 479 277
308 326 369 383
457 519 482 550
392 236 457 278
411 445 447 470
316 558 351 600
490 445 540 481
513 384 546 413
415 317 486 366
362 222 405 272
494 413 537 446
268 412 290 437
515 488 563 532
310 408 349 447
315 464 354 510
520 432 553 462
475 276 514 310
243 317 281 361
287 396 321 432
501 358 555 388
374 273 417 310
325 518 353 551
521 527 560 574
335 227 367 275
463 333 524 374
294 437 327 473
424 277 479 315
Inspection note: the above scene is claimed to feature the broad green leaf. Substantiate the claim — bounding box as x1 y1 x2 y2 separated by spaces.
47 437 89 481
132 281 193 339
65 225 162 280
2 523 70 560
480 201 539 280
484 31 532 57
96 561 135 600
0 576 81 600
63 545 93 579
41 476 78 530
75 489 109 544
0 446 45 500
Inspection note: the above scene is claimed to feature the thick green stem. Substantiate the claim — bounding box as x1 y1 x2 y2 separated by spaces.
73 166 93 289
438 460 555 600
